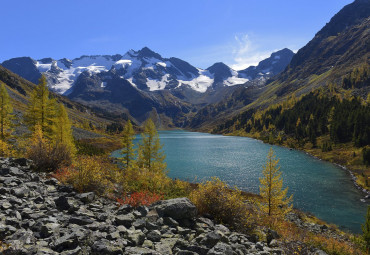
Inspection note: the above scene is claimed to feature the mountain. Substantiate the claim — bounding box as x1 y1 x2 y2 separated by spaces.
2 48 293 127
0 65 114 135
269 0 370 99
188 0 370 131
238 48 294 81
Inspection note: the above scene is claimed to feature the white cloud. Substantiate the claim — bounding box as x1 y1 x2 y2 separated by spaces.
229 34 272 70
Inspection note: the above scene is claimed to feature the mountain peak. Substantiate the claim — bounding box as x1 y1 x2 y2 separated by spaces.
136 47 162 59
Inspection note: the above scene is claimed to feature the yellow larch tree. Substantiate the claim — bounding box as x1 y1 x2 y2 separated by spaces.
259 148 292 217
119 120 136 171
0 82 13 140
137 119 166 173
54 103 76 155
25 75 56 138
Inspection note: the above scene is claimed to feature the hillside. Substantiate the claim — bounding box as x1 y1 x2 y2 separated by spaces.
2 48 294 128
192 0 369 131
0 65 114 137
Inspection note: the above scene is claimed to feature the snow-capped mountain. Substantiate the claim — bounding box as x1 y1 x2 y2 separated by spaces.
1 47 293 95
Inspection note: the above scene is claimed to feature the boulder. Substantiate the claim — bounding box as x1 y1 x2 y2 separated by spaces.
153 198 197 220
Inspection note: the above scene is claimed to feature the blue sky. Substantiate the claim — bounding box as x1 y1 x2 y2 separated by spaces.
1 0 353 70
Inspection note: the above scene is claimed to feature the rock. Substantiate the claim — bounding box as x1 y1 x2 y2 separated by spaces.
147 230 162 242
125 247 160 255
12 158 27 166
40 223 60 238
200 231 222 248
133 218 146 229
153 198 197 220
155 242 173 254
91 240 123 255
9 167 25 177
126 229 145 246
206 242 233 255
69 216 94 226
12 187 29 198
52 234 79 252
176 251 199 255
267 229 280 244
54 196 72 211
115 213 135 228
313 250 329 255
77 192 95 203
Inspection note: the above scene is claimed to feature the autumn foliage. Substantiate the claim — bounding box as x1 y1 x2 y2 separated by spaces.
116 191 163 208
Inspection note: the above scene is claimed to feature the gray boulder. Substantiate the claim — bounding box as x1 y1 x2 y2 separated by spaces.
153 198 197 220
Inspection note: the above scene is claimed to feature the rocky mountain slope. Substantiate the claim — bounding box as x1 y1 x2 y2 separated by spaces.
191 0 370 130
261 0 370 101
1 48 293 95
0 65 114 133
0 157 332 255
1 48 293 127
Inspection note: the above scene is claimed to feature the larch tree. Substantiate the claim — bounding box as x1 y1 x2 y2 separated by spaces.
0 82 13 140
54 103 75 155
259 148 292 217
119 120 136 171
363 205 370 250
25 75 56 138
137 119 166 172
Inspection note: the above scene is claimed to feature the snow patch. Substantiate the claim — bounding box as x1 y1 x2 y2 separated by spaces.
146 74 170 91
274 55 280 59
224 76 249 86
35 62 52 72
101 82 107 88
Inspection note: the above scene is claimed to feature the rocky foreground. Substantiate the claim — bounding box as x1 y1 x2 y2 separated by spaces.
0 158 329 255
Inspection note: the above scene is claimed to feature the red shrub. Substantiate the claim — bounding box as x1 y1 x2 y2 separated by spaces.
117 191 163 208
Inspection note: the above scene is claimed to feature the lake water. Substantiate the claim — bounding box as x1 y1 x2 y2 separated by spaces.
112 130 368 233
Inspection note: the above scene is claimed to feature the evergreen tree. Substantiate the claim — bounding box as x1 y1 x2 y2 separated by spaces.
137 119 166 172
259 148 292 217
363 205 370 251
0 82 13 140
119 120 136 170
25 75 56 138
54 103 75 155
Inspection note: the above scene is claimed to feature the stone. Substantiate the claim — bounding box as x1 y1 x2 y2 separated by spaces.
125 247 160 255
133 218 146 229
14 158 29 167
126 229 145 246
9 167 25 177
91 239 123 255
147 230 162 242
115 213 135 227
77 192 95 203
153 198 197 220
155 242 173 254
206 242 233 255
107 231 121 240
52 234 79 252
266 229 280 244
200 231 222 248
12 187 29 198
40 223 60 238
69 216 94 226
54 196 71 211
176 251 199 255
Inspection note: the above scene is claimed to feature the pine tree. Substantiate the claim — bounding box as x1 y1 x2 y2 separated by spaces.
54 103 75 155
0 82 13 140
25 75 56 138
119 120 136 170
362 205 370 250
137 119 166 172
259 148 292 217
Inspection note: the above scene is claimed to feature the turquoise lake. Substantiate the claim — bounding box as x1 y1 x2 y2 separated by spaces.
112 130 368 233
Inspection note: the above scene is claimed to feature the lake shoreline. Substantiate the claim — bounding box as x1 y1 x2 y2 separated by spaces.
218 131 370 200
